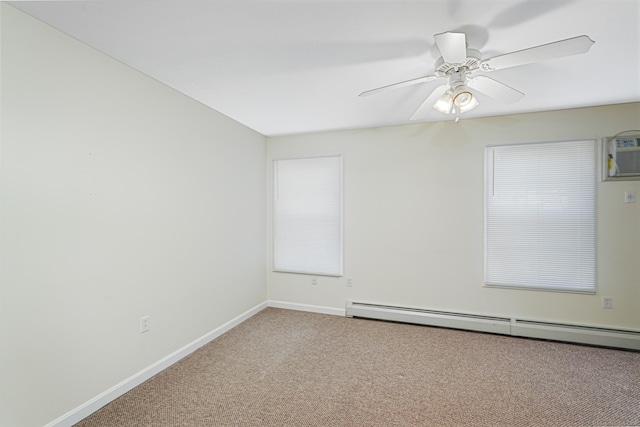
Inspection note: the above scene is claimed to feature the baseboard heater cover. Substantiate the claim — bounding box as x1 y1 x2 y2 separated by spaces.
345 301 512 335
345 300 640 351
511 319 640 350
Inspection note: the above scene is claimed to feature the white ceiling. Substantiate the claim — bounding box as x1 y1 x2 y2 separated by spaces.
9 0 640 136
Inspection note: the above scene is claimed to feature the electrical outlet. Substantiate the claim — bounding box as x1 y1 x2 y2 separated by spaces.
602 297 612 310
346 278 352 287
311 278 318 286
624 191 636 203
140 315 150 333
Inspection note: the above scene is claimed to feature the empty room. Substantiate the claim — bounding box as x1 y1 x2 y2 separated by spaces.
1 1 639 426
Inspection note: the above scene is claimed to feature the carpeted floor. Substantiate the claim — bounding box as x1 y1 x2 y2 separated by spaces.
75 308 640 426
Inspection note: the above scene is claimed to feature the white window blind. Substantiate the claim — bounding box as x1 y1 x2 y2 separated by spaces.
485 140 596 293
273 156 343 276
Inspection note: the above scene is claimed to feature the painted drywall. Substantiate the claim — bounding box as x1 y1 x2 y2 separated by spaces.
267 103 640 331
0 5 266 426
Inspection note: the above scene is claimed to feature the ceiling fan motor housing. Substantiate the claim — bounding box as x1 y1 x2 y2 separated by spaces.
434 48 482 76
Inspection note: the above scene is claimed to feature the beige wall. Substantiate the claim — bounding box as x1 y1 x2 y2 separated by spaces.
267 103 640 330
0 5 266 426
2 3 639 426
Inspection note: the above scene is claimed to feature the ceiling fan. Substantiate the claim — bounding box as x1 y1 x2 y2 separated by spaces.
359 32 595 120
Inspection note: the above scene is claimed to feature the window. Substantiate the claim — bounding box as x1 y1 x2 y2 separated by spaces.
273 156 343 276
484 140 596 293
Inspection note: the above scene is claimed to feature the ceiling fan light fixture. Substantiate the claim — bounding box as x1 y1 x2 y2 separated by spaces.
457 94 479 113
452 84 478 112
433 91 453 114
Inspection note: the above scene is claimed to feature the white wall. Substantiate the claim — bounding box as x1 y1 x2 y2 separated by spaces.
267 103 640 330
0 5 266 426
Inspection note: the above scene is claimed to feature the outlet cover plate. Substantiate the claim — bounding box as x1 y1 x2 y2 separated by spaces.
140 315 150 333
625 191 636 203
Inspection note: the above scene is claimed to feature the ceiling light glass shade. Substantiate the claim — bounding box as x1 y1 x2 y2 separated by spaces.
433 91 453 114
453 85 479 113
457 95 479 113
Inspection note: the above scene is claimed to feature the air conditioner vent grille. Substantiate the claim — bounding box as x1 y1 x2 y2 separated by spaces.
617 150 640 176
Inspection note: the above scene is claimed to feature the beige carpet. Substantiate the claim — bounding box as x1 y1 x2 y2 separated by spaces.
75 308 640 426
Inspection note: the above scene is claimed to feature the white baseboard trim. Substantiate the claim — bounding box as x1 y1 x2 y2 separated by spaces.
268 300 345 316
45 301 268 427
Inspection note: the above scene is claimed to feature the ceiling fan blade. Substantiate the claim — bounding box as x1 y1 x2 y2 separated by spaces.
467 75 525 104
410 84 450 121
480 35 594 71
434 32 467 64
359 75 439 97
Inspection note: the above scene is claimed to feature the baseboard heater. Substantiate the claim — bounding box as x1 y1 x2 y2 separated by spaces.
345 300 640 351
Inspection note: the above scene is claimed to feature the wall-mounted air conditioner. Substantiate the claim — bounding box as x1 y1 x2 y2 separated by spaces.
602 133 640 181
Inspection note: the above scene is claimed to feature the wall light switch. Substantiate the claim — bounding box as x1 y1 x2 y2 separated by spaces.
624 191 636 203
